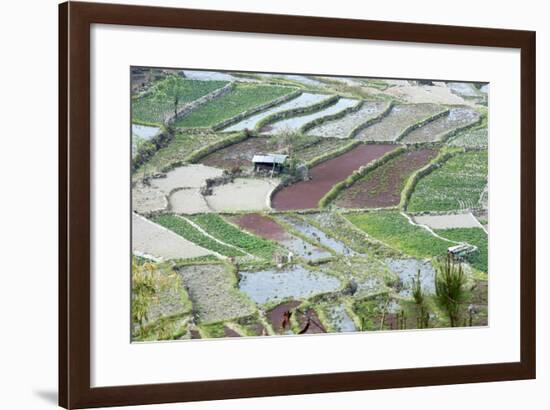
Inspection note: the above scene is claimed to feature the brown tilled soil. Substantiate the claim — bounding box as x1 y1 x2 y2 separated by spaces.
296 309 326 334
231 213 287 240
268 300 302 334
335 149 437 208
272 144 396 210
200 137 274 170
223 326 242 337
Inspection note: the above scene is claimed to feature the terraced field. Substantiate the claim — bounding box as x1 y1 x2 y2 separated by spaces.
293 138 352 163
264 98 359 135
345 211 451 259
132 213 213 260
357 103 444 141
132 79 228 125
272 143 396 210
223 92 328 132
306 101 389 138
407 150 488 212
230 213 331 261
400 107 480 143
436 227 488 272
177 264 256 324
335 149 438 208
189 214 279 259
151 214 245 257
199 137 274 170
205 178 279 212
448 125 488 148
174 84 294 128
133 129 229 175
131 70 490 341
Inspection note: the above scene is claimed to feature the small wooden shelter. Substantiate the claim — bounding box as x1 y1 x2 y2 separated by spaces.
252 153 288 173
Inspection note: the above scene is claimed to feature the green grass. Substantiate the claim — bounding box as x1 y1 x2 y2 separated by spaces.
408 150 488 212
190 214 278 259
174 84 293 128
436 228 488 273
132 79 228 124
345 211 450 259
151 214 244 257
133 130 229 175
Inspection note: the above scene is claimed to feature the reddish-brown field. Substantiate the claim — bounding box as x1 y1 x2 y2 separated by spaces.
335 149 437 208
268 300 302 334
200 137 274 170
296 309 326 334
223 326 242 337
272 144 396 210
230 213 287 240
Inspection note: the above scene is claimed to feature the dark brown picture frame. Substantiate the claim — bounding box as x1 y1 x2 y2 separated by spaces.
59 1 536 408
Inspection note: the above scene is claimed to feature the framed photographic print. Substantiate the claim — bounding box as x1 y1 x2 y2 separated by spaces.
59 1 536 408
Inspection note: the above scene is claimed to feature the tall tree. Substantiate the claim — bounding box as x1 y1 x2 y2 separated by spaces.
434 254 467 327
154 74 187 122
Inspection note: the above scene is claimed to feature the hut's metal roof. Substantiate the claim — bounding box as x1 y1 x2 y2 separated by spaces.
252 154 288 164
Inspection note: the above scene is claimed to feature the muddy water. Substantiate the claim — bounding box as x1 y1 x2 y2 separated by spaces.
231 213 330 260
132 124 160 139
238 266 341 304
132 124 160 155
385 258 436 297
278 215 357 256
281 237 332 261
326 304 356 332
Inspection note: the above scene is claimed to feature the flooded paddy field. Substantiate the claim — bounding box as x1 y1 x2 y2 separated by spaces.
132 124 160 155
306 101 389 139
275 214 357 256
304 212 394 257
324 303 357 333
401 107 480 143
385 258 436 297
272 144 396 210
230 213 331 261
335 149 438 209
358 103 444 141
263 98 359 135
223 92 329 132
238 265 341 305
